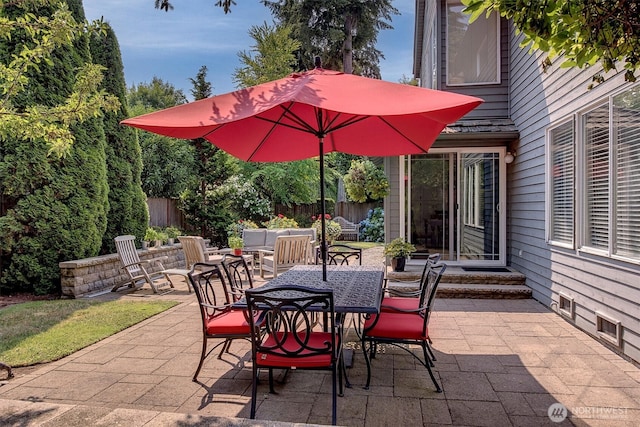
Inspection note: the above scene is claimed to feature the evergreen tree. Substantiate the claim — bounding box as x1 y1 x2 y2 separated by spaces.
261 0 397 77
89 25 148 254
180 66 240 245
127 78 196 199
0 0 109 294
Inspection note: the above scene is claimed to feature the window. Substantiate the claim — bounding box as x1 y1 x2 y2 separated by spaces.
446 0 499 85
584 103 610 251
463 160 483 228
546 85 640 262
548 121 574 246
613 89 640 258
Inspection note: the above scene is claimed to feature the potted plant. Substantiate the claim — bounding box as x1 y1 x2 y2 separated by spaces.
228 236 244 255
164 226 181 245
383 237 416 272
157 231 168 248
143 227 159 249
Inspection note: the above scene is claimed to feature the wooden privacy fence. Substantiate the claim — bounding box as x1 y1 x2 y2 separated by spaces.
147 198 188 229
148 197 381 230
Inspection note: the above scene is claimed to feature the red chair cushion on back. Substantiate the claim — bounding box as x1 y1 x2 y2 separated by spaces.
364 312 429 341
206 310 251 335
381 296 420 312
255 331 334 368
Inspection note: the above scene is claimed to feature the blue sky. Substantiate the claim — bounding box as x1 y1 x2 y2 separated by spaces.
83 0 415 99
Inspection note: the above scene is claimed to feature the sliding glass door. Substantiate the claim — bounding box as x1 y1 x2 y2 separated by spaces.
407 150 506 264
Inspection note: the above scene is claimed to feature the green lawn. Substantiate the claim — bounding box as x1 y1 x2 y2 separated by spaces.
0 299 178 367
333 241 381 249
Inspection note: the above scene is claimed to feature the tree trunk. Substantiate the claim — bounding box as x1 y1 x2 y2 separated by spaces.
343 14 355 74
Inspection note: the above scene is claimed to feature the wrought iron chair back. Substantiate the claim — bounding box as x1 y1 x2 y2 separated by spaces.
187 262 254 381
316 243 362 266
362 263 447 393
244 285 342 425
220 254 254 303
385 252 441 299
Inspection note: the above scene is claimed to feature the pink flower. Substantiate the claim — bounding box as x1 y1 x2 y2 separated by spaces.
325 214 331 219
312 216 316 221
278 214 284 218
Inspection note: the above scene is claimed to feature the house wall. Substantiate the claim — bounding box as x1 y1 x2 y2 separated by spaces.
437 0 510 119
506 27 640 362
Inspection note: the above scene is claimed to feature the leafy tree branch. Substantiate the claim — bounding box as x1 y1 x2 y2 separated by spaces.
463 0 640 85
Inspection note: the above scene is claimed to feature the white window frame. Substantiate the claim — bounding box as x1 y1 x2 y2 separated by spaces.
546 83 640 264
580 101 611 256
463 160 483 228
546 118 575 248
445 0 501 86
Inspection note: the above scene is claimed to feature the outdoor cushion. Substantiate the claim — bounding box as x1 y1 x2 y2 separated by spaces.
265 229 289 248
363 312 428 341
255 331 334 368
243 229 267 248
205 310 252 335
288 228 317 242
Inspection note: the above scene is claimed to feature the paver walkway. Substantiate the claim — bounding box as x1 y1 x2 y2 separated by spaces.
1 248 639 426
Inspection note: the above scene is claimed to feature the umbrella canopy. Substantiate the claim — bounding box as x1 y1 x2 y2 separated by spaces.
122 67 483 279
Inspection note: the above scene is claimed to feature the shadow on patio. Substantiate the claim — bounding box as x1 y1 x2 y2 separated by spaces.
1 275 639 426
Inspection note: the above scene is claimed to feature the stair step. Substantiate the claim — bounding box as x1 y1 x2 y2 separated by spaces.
437 283 532 299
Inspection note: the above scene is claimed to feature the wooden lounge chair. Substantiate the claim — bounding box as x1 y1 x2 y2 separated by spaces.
113 235 174 294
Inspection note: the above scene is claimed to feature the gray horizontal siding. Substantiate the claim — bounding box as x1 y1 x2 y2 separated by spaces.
507 24 640 362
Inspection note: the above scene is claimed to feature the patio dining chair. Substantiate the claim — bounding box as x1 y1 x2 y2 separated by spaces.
220 254 255 301
188 262 258 382
244 285 343 425
382 253 441 312
361 263 447 393
315 243 362 266
113 235 175 294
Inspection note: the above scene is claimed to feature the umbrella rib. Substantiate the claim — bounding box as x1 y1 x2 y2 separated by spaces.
324 114 369 133
246 103 318 160
377 116 431 154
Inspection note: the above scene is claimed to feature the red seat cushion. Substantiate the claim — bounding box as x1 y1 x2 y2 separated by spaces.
255 332 334 368
205 309 251 335
381 297 420 312
364 312 428 341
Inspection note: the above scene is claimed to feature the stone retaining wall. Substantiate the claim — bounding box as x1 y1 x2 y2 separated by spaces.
59 245 186 298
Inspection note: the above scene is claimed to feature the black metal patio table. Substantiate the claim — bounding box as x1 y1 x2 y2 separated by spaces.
236 264 384 314
234 264 385 389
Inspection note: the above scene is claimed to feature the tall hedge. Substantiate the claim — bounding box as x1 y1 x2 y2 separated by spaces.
0 0 108 295
89 25 148 254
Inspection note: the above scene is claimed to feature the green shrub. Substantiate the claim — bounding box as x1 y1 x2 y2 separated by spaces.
359 208 385 242
264 214 298 229
312 214 342 242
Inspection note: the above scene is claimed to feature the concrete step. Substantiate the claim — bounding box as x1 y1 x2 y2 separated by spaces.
386 265 531 299
437 283 532 299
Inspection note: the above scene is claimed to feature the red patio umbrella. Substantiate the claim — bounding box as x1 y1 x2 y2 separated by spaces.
122 65 483 280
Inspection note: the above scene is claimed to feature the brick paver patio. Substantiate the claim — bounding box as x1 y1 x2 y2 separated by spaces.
1 248 639 426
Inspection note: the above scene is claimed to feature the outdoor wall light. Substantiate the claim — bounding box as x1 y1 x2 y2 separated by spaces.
504 151 516 164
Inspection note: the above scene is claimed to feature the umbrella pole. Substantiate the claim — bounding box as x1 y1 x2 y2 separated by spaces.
319 137 327 281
